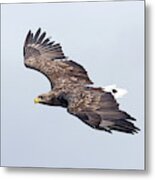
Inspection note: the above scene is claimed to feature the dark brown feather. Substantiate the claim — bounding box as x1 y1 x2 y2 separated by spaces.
42 38 50 45
23 28 93 88
24 28 139 134
37 32 46 43
67 87 139 134
34 28 41 41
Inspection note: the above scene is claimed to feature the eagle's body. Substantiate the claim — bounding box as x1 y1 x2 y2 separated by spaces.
23 28 140 134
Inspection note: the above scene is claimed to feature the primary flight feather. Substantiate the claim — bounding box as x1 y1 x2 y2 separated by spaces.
23 28 140 134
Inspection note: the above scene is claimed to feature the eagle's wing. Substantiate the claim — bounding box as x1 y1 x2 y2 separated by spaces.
67 88 139 134
24 28 66 61
23 28 93 88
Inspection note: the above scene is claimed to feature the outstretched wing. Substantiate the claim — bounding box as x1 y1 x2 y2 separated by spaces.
68 88 139 134
23 28 93 88
24 28 66 61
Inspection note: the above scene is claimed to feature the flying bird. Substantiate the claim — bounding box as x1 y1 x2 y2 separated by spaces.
23 28 140 134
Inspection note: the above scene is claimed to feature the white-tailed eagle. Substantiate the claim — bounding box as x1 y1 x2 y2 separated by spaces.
23 28 140 134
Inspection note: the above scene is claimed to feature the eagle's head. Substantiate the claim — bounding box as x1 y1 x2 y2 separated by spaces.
34 92 56 105
34 91 67 107
34 93 53 105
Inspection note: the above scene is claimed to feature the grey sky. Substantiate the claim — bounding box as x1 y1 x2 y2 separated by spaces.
1 1 144 169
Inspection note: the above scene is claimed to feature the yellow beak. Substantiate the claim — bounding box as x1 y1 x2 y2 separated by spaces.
34 97 41 104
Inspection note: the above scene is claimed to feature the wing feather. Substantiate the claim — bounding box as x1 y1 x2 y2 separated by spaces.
24 28 66 61
42 38 51 45
68 88 139 134
34 28 41 42
23 28 93 88
37 32 46 43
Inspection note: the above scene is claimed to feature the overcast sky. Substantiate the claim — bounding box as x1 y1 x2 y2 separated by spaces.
1 0 144 169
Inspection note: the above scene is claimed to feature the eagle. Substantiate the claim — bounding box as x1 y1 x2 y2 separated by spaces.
23 28 140 134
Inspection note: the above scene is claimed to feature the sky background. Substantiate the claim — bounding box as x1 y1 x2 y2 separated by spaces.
1 1 144 169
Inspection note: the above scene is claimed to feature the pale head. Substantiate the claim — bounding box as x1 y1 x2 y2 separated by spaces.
34 92 55 105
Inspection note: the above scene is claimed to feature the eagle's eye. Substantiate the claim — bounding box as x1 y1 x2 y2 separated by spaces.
38 95 44 99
